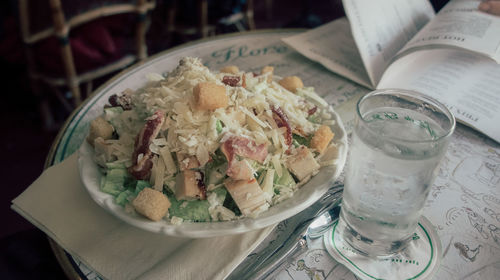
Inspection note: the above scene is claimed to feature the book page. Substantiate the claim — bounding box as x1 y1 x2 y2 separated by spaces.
379 49 500 143
342 0 435 86
281 18 373 89
397 0 500 63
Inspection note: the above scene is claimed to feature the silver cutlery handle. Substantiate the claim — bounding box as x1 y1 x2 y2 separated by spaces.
227 183 344 280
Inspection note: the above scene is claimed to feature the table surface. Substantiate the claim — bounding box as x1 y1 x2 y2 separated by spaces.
46 30 500 280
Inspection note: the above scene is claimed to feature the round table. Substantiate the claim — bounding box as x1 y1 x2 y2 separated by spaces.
45 29 500 280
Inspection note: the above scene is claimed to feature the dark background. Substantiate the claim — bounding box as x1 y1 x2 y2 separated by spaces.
0 0 449 279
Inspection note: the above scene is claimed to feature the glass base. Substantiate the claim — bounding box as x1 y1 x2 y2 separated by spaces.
335 216 412 257
324 216 442 280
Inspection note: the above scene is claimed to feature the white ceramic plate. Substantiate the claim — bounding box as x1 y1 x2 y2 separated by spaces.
77 62 348 239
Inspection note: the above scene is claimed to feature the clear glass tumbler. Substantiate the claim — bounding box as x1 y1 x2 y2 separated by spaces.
336 88 455 256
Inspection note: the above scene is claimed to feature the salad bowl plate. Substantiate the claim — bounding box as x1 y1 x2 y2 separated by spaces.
77 56 348 238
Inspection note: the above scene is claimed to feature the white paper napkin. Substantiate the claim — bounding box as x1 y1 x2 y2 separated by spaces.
12 153 275 280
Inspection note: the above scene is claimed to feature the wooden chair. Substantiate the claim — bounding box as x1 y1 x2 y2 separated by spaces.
165 0 255 44
18 0 156 129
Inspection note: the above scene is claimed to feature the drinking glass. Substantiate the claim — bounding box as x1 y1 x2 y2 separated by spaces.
336 88 455 257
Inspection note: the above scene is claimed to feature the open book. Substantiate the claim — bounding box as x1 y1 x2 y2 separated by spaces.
282 0 500 142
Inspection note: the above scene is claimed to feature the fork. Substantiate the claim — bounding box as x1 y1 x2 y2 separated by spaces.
227 183 344 280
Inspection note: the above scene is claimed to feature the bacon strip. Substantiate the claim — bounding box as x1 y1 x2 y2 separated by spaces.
128 111 165 179
108 89 133 110
221 136 268 163
220 136 268 180
271 106 292 147
222 76 240 87
308 106 317 116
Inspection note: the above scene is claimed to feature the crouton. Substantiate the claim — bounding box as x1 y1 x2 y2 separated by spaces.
287 146 320 181
87 117 114 145
193 82 228 110
224 178 269 216
132 188 171 221
278 76 304 92
261 66 274 82
220 65 239 74
311 125 334 154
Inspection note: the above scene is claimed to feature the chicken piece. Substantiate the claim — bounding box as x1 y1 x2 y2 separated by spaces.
224 178 269 217
286 146 320 181
132 188 171 221
87 117 114 145
226 160 254 181
176 153 199 171
193 82 228 110
233 110 246 126
175 169 205 200
278 76 304 92
220 65 239 74
311 125 334 154
175 155 206 200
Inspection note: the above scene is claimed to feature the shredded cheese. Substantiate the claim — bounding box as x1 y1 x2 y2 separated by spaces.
272 154 283 178
153 155 165 191
159 146 177 175
261 169 275 202
240 106 268 128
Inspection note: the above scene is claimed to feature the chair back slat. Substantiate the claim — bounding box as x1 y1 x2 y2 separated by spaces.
17 0 156 124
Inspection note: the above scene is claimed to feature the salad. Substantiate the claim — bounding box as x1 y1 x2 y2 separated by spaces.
86 57 339 223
